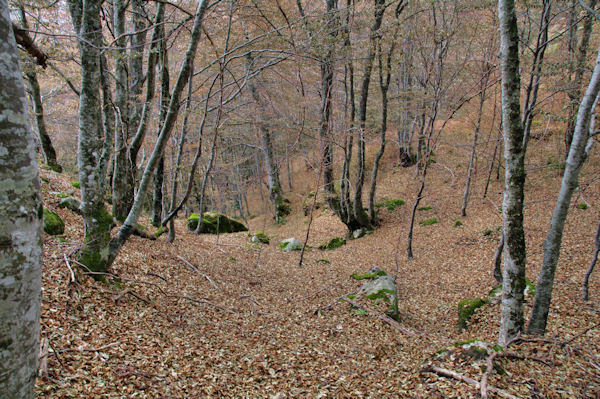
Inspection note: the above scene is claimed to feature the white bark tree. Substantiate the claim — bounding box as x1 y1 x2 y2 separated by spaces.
0 0 43 396
528 41 600 334
498 0 527 346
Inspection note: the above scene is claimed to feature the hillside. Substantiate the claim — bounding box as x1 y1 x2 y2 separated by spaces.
37 128 600 398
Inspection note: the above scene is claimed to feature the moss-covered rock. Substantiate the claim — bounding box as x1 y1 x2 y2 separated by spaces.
251 231 270 244
58 196 81 213
187 211 248 234
70 180 80 189
278 237 302 252
356 268 399 320
351 269 387 280
457 297 489 330
351 228 368 239
318 237 346 250
43 208 65 235
154 226 168 238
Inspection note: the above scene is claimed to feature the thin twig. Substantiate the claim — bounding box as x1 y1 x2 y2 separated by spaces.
340 297 421 337
424 365 519 399
177 255 219 289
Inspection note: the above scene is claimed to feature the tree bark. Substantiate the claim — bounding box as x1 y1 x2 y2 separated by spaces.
528 43 600 334
0 2 43 396
582 219 600 301
498 0 527 346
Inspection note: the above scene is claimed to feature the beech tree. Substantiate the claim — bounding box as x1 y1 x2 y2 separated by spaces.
497 0 527 346
0 0 43 395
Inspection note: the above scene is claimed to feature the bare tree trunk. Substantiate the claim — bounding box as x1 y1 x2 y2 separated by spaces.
565 0 597 155
498 0 527 346
112 0 131 222
0 3 43 395
582 219 600 301
528 44 600 334
152 37 170 227
368 37 395 224
398 38 414 167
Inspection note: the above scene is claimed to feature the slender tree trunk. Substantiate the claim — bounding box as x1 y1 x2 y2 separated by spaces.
498 0 527 346
368 38 394 224
528 44 600 334
354 0 385 228
398 38 414 167
112 0 131 222
152 38 170 227
582 219 600 301
565 0 597 155
461 75 487 216
0 3 43 395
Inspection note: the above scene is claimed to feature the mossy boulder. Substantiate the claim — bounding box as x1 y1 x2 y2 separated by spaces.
186 211 248 234
356 267 399 320
251 231 270 244
43 209 65 235
457 297 489 330
278 237 302 252
58 196 81 213
318 237 346 250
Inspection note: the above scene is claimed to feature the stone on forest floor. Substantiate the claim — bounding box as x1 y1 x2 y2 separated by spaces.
251 231 270 244
278 237 303 252
318 237 345 250
186 211 248 234
43 209 65 235
58 196 81 213
352 228 367 239
354 267 399 320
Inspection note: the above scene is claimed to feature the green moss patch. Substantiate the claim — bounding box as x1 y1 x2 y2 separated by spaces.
376 198 405 211
351 269 387 280
576 202 588 210
187 211 248 234
316 259 330 264
154 226 168 238
417 205 432 211
318 237 346 250
419 217 438 226
454 220 463 227
250 231 270 244
457 297 489 330
70 180 80 189
43 209 65 235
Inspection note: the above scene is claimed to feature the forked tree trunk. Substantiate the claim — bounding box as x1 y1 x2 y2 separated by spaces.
0 3 43 395
498 0 527 346
528 43 600 334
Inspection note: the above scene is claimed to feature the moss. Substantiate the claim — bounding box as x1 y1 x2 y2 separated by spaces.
488 285 502 298
525 279 536 296
366 288 395 302
40 176 50 184
316 259 330 264
278 241 289 250
453 338 480 347
70 180 80 189
251 231 270 244
418 205 432 211
457 297 489 330
318 237 346 250
376 199 405 211
43 209 65 235
229 257 236 262
346 293 356 300
576 202 588 210
351 308 368 316
154 226 168 238
483 228 494 236
454 220 463 227
351 270 387 280
187 212 248 233
419 217 438 226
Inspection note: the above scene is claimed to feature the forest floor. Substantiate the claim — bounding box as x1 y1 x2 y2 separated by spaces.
36 129 600 398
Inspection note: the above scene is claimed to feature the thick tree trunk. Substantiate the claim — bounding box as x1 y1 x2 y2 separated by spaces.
528 44 600 334
498 0 527 346
68 0 115 275
0 3 43 395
